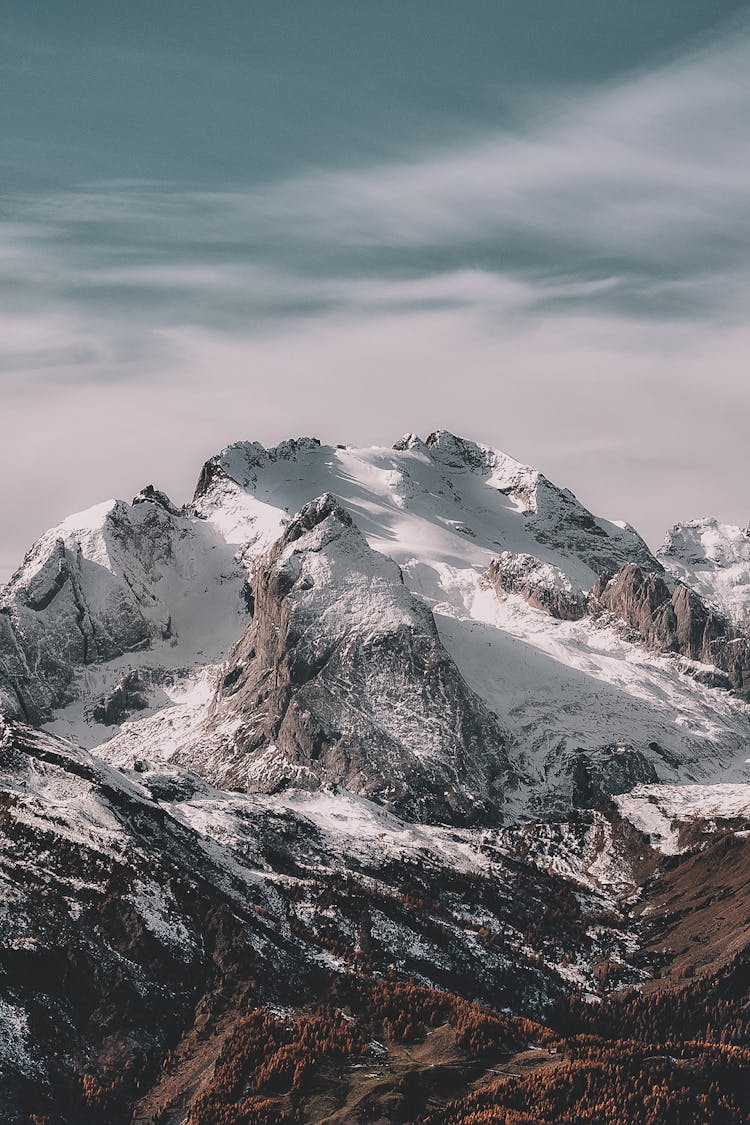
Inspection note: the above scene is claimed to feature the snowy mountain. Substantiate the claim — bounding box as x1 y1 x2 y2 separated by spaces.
0 487 248 730
174 493 516 824
4 429 750 814
659 517 750 628
1 430 750 1123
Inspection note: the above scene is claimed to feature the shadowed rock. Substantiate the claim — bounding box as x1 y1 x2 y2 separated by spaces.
196 494 517 824
483 552 587 621
592 563 750 698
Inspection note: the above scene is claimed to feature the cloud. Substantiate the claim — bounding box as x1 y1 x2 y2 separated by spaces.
7 23 750 336
2 24 750 579
251 29 750 309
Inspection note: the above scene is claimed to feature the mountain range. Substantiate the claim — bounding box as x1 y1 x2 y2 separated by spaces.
1 430 749 1124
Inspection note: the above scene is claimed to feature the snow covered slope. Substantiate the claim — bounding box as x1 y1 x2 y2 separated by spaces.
2 429 750 820
615 783 750 855
0 487 248 731
191 430 658 590
174 493 515 823
659 518 750 628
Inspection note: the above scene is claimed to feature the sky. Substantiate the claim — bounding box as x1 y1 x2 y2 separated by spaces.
2 1 750 580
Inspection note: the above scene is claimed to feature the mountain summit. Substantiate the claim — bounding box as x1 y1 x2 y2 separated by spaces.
1 432 749 1123
4 430 746 810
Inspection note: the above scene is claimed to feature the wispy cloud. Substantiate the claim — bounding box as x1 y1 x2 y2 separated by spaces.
2 24 750 577
5 25 750 339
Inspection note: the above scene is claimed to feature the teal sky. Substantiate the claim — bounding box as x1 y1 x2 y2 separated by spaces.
2 2 750 577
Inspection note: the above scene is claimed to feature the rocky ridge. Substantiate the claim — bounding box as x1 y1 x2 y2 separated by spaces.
181 493 516 823
0 492 247 731
1 431 750 1121
591 563 750 697
659 517 750 628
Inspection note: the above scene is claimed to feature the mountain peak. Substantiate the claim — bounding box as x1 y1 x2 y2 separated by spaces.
659 517 750 626
424 429 492 471
132 484 181 516
194 437 323 500
282 492 353 544
188 488 514 823
392 431 425 451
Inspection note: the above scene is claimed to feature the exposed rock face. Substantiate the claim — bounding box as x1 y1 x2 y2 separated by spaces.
483 552 587 621
91 671 149 725
419 431 658 579
567 745 659 807
0 529 151 723
659 517 750 629
192 494 516 824
592 566 676 646
0 495 246 725
592 563 750 698
132 484 182 516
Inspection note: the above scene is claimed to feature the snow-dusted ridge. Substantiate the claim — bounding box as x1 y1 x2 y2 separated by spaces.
1 429 750 826
3 431 750 1117
615 783 750 855
0 488 248 731
191 430 658 590
660 517 750 628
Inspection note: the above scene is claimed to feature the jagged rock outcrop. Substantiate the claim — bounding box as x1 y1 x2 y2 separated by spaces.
0 529 152 723
91 670 149 725
191 494 517 824
592 563 750 698
659 517 750 629
482 552 587 621
567 744 659 807
132 483 182 516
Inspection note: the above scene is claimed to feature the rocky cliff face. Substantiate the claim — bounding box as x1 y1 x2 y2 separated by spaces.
482 552 587 621
659 517 750 629
0 493 247 727
0 509 153 723
592 563 750 697
184 494 516 824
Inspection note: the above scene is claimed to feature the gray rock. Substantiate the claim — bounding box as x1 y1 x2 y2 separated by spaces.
91 671 149 725
483 552 587 621
592 563 750 698
567 745 659 808
195 494 517 825
132 484 182 516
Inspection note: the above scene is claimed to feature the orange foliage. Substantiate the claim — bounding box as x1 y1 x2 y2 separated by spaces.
188 1006 366 1125
367 976 552 1055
